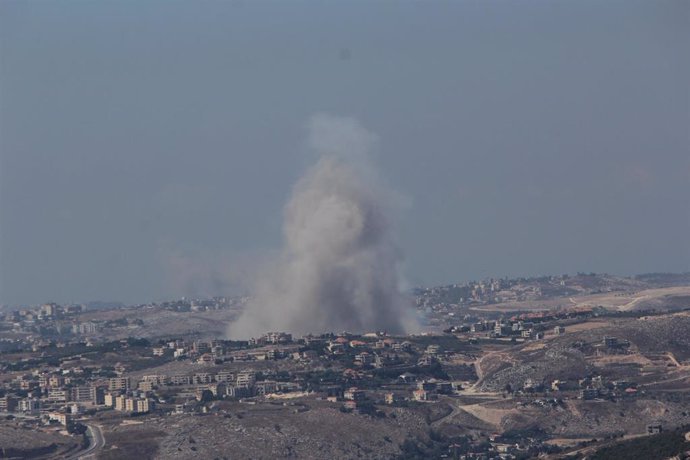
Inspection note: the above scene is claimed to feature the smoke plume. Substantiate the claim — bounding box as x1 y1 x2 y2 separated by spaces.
227 114 418 338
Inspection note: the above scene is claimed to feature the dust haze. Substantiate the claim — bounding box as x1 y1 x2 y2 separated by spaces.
227 114 418 338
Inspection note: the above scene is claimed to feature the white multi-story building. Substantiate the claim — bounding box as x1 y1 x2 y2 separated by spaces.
264 332 292 344
72 322 98 334
48 412 71 426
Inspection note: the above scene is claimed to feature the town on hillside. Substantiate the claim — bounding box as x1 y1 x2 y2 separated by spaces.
2 273 690 459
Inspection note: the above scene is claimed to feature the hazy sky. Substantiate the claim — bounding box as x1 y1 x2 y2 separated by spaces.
1 0 688 306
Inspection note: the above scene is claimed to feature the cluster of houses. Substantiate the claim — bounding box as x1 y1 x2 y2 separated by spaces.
0 368 292 420
317 377 459 412
508 371 640 402
0 330 434 423
0 302 101 340
412 378 456 401
448 319 569 341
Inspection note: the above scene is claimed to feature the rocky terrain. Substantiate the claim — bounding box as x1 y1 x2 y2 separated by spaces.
0 422 81 459
478 312 690 393
97 400 433 460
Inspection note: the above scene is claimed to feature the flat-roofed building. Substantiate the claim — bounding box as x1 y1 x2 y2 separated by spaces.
169 375 191 385
215 371 234 383
344 387 365 402
152 347 166 356
109 377 130 392
236 371 256 387
48 375 65 388
193 373 212 384
0 396 17 412
255 381 277 396
142 375 165 385
48 412 72 426
135 398 150 413
114 395 126 411
47 389 69 403
70 386 97 403
138 380 154 392
17 398 40 414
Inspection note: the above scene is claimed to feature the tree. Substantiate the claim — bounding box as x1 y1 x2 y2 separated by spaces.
200 390 214 403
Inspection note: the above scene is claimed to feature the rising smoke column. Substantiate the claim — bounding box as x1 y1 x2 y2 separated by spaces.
228 114 418 338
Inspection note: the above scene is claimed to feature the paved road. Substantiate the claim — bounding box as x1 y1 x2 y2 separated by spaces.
1 413 105 460
66 423 105 460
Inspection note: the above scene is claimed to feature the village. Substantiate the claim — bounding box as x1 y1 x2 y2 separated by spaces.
2 274 690 458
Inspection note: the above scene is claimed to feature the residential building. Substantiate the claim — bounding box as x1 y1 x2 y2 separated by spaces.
169 375 191 385
72 322 97 334
48 412 71 426
152 347 166 356
344 387 365 402
418 380 437 392
226 385 252 399
264 332 292 344
413 389 436 401
138 380 154 392
255 381 277 396
494 323 510 336
236 371 256 387
192 341 210 354
191 373 210 384
109 377 130 392
17 398 41 414
354 352 373 366
70 386 97 404
114 395 126 411
647 424 662 434
0 396 17 412
216 371 234 383
48 375 65 388
47 389 69 403
135 398 150 413
142 375 165 385
604 336 618 348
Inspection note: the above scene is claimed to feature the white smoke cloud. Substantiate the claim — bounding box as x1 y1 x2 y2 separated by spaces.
227 114 418 338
